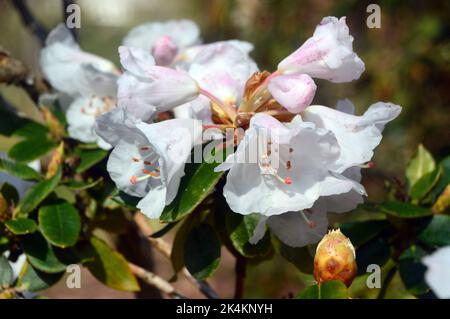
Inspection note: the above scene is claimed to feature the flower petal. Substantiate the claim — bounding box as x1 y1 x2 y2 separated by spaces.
423 246 450 299
303 102 401 172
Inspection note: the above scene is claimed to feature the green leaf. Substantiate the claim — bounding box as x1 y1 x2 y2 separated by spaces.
74 148 108 173
15 168 62 217
184 223 221 280
0 158 41 181
0 256 14 288
5 218 37 235
226 213 271 258
418 215 450 247
410 166 442 202
399 246 430 296
406 144 435 190
379 201 431 218
340 220 389 247
54 185 76 204
66 177 103 191
160 162 224 222
16 261 63 292
22 232 68 273
356 237 390 276
297 280 348 299
276 240 314 274
8 138 56 163
38 202 81 248
1 183 19 205
0 107 48 138
433 156 450 197
85 236 139 292
170 219 193 275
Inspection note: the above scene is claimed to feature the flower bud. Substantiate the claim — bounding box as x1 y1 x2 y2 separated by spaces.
313 229 357 287
46 142 64 179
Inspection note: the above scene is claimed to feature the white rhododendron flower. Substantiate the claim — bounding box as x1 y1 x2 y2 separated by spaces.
122 19 201 66
277 17 365 83
106 117 202 218
40 24 119 149
423 246 450 299
215 113 365 216
40 24 118 97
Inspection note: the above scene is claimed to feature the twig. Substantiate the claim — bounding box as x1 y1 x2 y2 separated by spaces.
234 255 246 299
128 262 186 299
134 213 220 299
377 265 397 299
0 50 49 103
62 0 78 42
11 0 48 46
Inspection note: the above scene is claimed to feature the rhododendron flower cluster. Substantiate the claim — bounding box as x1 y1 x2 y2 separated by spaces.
40 17 401 249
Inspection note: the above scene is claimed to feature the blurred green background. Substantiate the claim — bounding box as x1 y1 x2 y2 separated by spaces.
0 0 449 298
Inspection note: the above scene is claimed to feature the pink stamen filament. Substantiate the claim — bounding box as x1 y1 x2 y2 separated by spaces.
199 88 237 122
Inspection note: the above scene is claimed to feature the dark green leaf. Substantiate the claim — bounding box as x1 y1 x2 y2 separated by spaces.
1 183 19 205
5 218 37 235
340 220 388 247
0 158 41 181
379 201 431 218
297 280 348 299
8 138 56 163
410 167 442 202
160 162 224 222
74 148 108 173
433 156 450 197
66 177 103 190
0 107 48 138
85 236 140 292
184 223 221 280
38 202 81 248
22 232 68 273
54 185 76 204
418 215 450 247
16 261 63 292
399 246 430 296
226 213 271 258
276 240 314 274
406 144 435 190
170 219 194 275
0 256 14 288
15 168 62 217
356 237 390 276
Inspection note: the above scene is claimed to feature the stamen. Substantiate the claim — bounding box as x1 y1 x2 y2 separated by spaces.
284 176 292 185
132 157 140 162
300 211 316 229
359 161 374 168
144 161 152 165
140 146 151 151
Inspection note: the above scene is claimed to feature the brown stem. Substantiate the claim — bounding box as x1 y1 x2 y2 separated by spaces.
11 0 48 45
234 255 246 299
128 262 186 299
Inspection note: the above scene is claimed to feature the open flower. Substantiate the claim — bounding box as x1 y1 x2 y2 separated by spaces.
215 113 365 216
40 24 119 149
423 246 450 299
277 17 365 83
40 24 118 97
107 118 202 218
